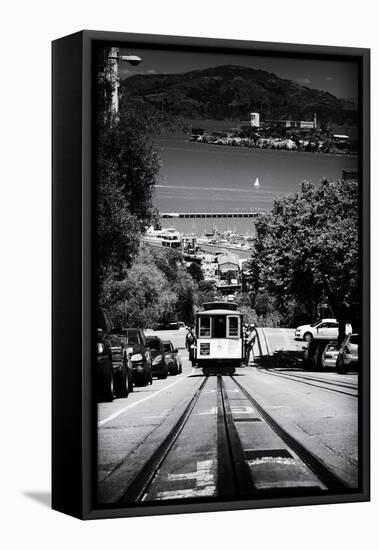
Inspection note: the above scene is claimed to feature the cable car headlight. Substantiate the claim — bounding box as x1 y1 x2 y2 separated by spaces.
200 343 210 355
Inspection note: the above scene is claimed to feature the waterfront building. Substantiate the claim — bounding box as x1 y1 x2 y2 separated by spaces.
250 112 260 127
217 254 240 283
263 113 318 130
142 226 181 249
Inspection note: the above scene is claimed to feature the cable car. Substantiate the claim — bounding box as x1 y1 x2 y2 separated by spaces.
194 302 245 374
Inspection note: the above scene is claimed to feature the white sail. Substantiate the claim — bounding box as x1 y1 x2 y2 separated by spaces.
253 177 260 187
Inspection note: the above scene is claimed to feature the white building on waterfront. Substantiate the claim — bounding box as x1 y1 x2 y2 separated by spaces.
142 226 181 249
250 112 260 127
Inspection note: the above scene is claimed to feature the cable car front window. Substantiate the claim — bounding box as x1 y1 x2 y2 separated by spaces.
213 316 226 338
199 317 211 337
227 316 239 338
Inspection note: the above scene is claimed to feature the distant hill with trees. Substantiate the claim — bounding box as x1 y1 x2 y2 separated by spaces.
120 65 357 127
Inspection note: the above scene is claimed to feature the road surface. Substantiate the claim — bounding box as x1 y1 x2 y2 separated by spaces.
97 327 359 505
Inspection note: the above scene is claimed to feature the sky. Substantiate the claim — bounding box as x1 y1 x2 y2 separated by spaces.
119 47 358 100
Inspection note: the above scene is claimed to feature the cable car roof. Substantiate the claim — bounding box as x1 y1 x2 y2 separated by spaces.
197 309 242 316
202 302 238 311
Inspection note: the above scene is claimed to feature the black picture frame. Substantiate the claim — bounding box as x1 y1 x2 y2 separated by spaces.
52 30 370 520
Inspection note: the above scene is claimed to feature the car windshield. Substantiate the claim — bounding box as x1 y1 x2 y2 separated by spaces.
163 343 173 352
310 319 323 327
349 335 359 345
124 330 140 345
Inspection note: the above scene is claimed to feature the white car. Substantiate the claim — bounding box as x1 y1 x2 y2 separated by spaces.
295 318 339 342
321 341 340 368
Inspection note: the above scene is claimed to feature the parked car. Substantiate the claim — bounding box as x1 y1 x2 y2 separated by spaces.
295 318 339 342
162 340 182 375
156 321 185 330
303 339 338 370
337 333 359 374
97 308 131 402
146 336 168 379
321 341 340 369
118 328 153 387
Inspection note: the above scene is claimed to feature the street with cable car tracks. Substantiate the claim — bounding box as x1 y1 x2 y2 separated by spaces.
97 327 359 506
256 367 358 398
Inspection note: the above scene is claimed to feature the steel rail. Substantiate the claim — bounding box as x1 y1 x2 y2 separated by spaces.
270 369 358 390
257 367 358 398
118 376 209 503
231 375 350 492
216 375 256 497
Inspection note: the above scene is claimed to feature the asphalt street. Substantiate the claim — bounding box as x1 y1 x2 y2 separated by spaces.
97 327 359 504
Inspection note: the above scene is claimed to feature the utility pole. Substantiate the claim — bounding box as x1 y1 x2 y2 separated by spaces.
105 48 142 114
108 47 120 114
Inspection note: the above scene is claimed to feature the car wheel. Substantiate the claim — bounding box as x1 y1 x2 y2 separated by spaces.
102 363 114 402
114 372 128 398
337 357 345 374
114 361 128 398
303 332 313 342
128 369 134 393
137 371 149 387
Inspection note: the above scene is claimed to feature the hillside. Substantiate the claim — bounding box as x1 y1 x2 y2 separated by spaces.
120 65 357 126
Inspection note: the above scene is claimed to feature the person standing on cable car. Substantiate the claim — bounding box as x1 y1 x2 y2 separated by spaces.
245 323 257 366
185 326 196 366
243 323 249 362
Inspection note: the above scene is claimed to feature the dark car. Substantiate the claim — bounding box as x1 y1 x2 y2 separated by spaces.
146 336 168 379
119 328 153 386
162 340 182 375
303 339 338 370
97 308 132 402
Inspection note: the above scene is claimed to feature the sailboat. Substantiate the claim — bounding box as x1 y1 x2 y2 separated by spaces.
253 177 260 187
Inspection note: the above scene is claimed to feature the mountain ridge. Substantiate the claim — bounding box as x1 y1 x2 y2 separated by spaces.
120 64 357 126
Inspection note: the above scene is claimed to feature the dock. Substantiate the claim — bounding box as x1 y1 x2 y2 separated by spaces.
160 212 259 219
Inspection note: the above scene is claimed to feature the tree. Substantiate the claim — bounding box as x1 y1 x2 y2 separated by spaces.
96 106 162 294
96 164 140 280
95 52 195 324
101 263 177 329
249 179 359 329
195 281 219 307
187 262 204 283
95 50 163 290
100 247 197 328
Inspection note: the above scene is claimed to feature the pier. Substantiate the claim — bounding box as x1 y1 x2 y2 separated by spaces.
161 212 259 219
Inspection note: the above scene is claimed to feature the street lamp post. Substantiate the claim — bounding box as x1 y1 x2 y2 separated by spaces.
107 47 142 114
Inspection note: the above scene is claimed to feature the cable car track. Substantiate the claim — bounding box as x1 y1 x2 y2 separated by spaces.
257 367 358 397
269 368 358 390
230 375 349 492
118 376 209 503
118 372 349 504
